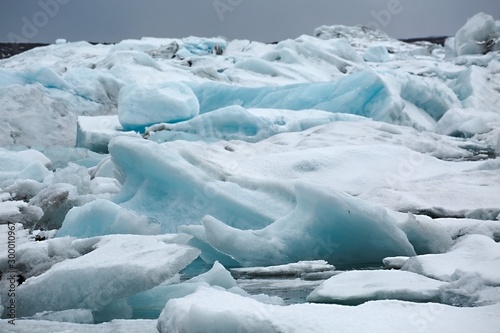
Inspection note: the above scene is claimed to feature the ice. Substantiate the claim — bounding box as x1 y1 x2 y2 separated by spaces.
145 106 365 143
23 65 72 91
57 199 160 238
27 309 94 324
199 182 416 267
76 115 140 153
1 234 200 317
307 270 445 305
109 136 290 232
64 68 124 106
231 260 335 278
118 82 200 131
436 108 498 138
454 13 499 56
397 213 453 254
158 286 500 333
402 234 500 284
382 256 410 269
436 218 500 241
364 46 390 62
127 261 281 318
0 319 158 333
0 148 51 182
1 11 500 330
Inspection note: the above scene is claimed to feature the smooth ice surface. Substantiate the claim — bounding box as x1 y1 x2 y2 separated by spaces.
118 82 199 131
158 286 500 333
1 234 200 317
307 270 445 304
199 182 416 267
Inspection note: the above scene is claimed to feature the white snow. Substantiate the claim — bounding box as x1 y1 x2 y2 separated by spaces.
1 11 500 332
307 269 445 304
157 286 500 333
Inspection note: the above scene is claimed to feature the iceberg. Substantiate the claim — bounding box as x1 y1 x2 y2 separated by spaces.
198 182 416 267
1 234 200 317
454 12 500 56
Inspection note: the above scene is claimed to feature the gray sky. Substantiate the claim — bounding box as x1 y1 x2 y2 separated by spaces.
1 0 499 43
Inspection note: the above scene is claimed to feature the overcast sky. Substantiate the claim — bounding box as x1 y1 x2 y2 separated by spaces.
1 0 499 44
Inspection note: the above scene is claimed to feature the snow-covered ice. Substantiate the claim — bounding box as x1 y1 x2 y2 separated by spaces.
307 269 445 304
1 11 500 332
157 286 500 333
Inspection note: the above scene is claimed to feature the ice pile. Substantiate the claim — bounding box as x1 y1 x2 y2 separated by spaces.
1 11 500 333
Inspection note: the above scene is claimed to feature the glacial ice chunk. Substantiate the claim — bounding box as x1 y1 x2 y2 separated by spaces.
118 82 199 131
402 234 500 283
307 270 445 305
57 199 160 238
3 234 200 317
364 46 390 63
398 213 453 254
145 106 366 143
0 148 51 182
157 286 500 333
76 115 140 153
199 182 416 267
454 12 499 56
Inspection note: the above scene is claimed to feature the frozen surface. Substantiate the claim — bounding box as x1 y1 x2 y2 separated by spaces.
158 286 500 333
76 115 140 153
307 270 445 304
402 234 500 284
199 182 416 267
57 199 160 238
1 11 500 331
1 234 200 317
231 260 335 278
118 82 199 131
454 12 500 56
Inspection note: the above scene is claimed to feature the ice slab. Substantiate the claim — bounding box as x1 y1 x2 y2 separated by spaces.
383 256 410 269
76 116 140 153
57 199 160 238
2 234 200 317
118 82 199 131
402 234 500 284
158 286 500 333
231 260 335 278
307 270 445 305
0 148 51 182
